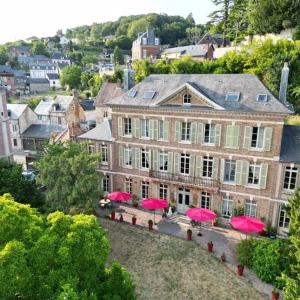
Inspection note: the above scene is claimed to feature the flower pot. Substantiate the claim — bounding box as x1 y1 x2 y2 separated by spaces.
148 222 153 231
237 265 244 276
208 243 213 253
259 230 267 237
221 255 226 262
133 202 138 208
132 217 136 225
111 211 115 220
272 291 280 300
187 230 192 241
119 215 124 222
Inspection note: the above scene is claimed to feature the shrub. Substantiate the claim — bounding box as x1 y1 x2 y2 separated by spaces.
236 238 256 267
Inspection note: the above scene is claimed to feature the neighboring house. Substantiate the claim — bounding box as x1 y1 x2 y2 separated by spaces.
6 103 37 151
46 73 61 89
28 78 50 92
79 99 97 121
59 36 70 47
95 81 124 121
10 46 32 58
132 27 160 61
0 89 12 157
34 98 54 124
98 63 115 76
18 55 51 66
78 119 113 192
0 65 15 92
198 33 231 48
29 63 58 79
13 70 28 94
161 44 214 61
51 52 72 65
96 64 296 235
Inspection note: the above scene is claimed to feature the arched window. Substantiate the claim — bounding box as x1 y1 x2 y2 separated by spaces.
183 93 191 104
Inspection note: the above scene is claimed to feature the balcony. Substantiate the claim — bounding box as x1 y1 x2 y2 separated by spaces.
149 170 219 190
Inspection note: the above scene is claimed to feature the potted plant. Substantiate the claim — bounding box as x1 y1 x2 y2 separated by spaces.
272 288 280 300
266 223 277 239
212 211 219 226
119 213 124 222
111 210 116 220
207 241 214 252
187 229 192 241
237 264 244 276
132 215 137 225
220 252 226 262
233 207 244 216
148 219 153 231
170 199 176 213
132 195 139 208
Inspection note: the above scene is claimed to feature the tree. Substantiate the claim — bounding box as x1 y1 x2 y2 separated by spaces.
186 13 195 27
27 98 41 110
113 46 124 65
0 46 9 65
31 41 49 57
60 65 82 89
0 159 44 209
0 195 135 299
292 23 300 41
35 141 101 214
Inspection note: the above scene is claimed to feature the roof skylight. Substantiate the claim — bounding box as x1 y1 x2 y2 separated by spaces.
143 91 156 99
127 89 137 97
257 94 268 102
225 92 240 102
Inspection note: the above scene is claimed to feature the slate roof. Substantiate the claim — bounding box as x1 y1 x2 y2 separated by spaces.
7 104 28 119
12 46 31 52
108 74 293 114
0 65 13 73
52 52 70 60
22 124 66 139
280 125 300 163
34 98 54 115
80 99 95 111
95 82 124 107
198 33 230 47
161 44 211 57
46 73 59 80
28 78 49 84
29 63 57 70
78 119 112 141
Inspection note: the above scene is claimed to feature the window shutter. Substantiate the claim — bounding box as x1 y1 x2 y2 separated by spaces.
148 149 152 168
163 121 169 141
215 124 222 146
243 126 252 149
174 152 180 174
119 145 123 167
241 161 249 186
259 163 268 189
197 123 204 144
152 120 159 140
134 148 140 169
191 122 197 144
225 125 233 148
190 154 196 176
212 157 219 179
152 150 159 171
175 121 181 142
153 184 159 198
233 125 240 148
168 152 173 173
133 118 140 138
263 127 273 151
235 160 243 185
195 156 203 177
149 119 154 139
118 117 123 137
220 159 225 182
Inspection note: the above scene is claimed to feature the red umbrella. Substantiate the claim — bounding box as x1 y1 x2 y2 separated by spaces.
107 191 131 202
141 198 168 224
186 208 217 222
230 216 265 234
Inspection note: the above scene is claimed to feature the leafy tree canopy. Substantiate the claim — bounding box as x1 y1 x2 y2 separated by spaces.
31 41 49 57
60 65 82 89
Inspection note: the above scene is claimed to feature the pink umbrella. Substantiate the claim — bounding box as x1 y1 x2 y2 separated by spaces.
141 198 168 224
107 191 131 202
230 216 265 234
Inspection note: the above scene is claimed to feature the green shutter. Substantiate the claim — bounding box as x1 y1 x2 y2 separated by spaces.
119 145 123 167
175 121 181 142
163 121 169 141
233 125 240 148
168 152 173 173
235 160 243 185
212 157 219 179
264 127 273 151
134 148 140 169
148 149 152 168
197 123 204 144
152 150 159 171
174 153 180 174
191 122 197 144
133 118 140 138
226 125 240 148
118 117 123 137
195 156 203 177
243 126 252 149
215 124 222 146
190 154 195 176
220 159 225 182
259 163 268 189
241 161 249 186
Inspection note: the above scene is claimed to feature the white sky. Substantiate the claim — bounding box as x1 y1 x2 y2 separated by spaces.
0 0 215 44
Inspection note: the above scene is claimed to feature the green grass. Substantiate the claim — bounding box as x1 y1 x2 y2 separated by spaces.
285 115 300 126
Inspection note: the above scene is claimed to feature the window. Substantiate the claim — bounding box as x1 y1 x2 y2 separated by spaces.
221 197 233 219
225 92 240 102
141 181 149 199
279 207 290 228
204 124 216 144
251 127 264 148
159 184 168 200
38 115 42 120
13 139 17 147
202 156 213 178
123 118 132 136
245 199 257 217
124 178 132 194
158 120 164 140
180 153 190 175
284 166 298 191
102 175 110 193
248 163 261 185
128 89 137 97
12 124 17 132
224 160 236 183
103 111 108 118
154 38 159 46
141 149 149 169
143 91 156 99
142 49 147 58
88 144 95 153
181 122 191 142
101 144 108 164
257 94 268 102
201 192 211 209
141 119 150 138
183 93 191 104
159 152 168 171
124 148 132 167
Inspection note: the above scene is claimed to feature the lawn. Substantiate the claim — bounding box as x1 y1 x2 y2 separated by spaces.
285 115 300 125
99 218 266 300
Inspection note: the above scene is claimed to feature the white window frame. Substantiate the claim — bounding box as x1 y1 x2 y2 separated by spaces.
180 153 190 175
202 156 213 178
141 181 149 199
251 127 264 149
221 197 233 219
141 149 149 169
100 144 108 165
88 144 95 154
224 159 236 183
141 119 150 139
123 117 132 136
200 192 211 209
102 175 110 193
124 147 132 167
124 178 132 194
181 122 191 142
204 123 216 145
158 120 164 140
183 93 191 105
245 199 257 217
159 184 168 200
283 166 298 192
159 152 168 172
12 124 18 132
248 163 261 186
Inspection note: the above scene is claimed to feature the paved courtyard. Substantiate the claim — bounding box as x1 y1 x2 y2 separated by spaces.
96 203 274 297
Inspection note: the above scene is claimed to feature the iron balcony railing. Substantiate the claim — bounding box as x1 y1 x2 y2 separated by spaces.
149 170 219 188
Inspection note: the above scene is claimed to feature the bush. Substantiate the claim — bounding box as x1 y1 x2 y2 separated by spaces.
236 238 256 267
292 23 300 41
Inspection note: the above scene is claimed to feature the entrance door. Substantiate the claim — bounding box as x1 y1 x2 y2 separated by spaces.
278 206 290 236
177 187 190 214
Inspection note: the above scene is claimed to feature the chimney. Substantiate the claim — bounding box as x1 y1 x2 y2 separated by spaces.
123 69 135 91
279 62 289 103
0 89 12 157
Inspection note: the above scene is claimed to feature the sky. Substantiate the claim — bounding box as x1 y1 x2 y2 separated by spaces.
0 0 216 44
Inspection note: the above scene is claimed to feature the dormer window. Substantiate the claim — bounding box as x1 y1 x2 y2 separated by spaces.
128 89 137 97
225 92 240 102
183 93 191 105
257 94 268 102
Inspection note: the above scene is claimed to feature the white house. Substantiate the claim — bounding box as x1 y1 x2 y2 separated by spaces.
46 73 61 89
51 52 72 66
29 63 58 79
